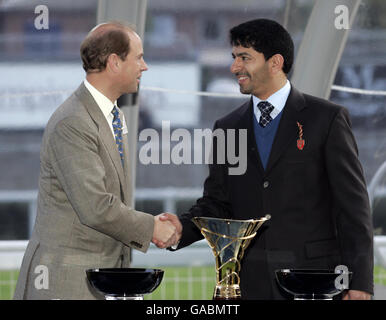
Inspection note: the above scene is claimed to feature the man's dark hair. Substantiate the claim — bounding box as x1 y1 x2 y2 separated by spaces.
230 19 294 74
80 22 133 73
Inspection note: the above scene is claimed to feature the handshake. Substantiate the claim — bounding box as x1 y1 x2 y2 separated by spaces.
152 213 182 249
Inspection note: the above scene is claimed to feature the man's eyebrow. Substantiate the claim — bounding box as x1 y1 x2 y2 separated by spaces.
231 52 252 58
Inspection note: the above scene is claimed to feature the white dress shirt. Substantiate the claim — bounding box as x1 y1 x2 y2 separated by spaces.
83 79 127 138
252 80 291 121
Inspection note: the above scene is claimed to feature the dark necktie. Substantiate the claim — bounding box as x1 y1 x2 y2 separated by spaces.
111 106 124 166
257 101 275 128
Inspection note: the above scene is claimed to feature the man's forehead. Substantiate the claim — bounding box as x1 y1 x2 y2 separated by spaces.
232 45 258 55
127 30 141 42
128 31 143 47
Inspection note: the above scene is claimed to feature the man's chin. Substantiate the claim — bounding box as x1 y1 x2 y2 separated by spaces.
123 86 139 95
239 86 252 94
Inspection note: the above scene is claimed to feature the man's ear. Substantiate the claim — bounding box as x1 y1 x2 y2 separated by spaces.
106 53 121 74
269 54 285 75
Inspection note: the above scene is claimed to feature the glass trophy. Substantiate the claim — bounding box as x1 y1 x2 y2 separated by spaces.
192 215 270 300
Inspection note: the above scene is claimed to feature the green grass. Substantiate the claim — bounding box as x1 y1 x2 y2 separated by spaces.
374 265 386 286
145 265 216 300
1 265 385 300
0 269 19 300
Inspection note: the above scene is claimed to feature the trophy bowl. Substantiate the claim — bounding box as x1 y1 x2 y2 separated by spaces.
86 268 164 300
275 268 353 300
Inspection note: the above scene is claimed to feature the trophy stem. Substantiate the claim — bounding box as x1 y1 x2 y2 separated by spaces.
213 258 242 300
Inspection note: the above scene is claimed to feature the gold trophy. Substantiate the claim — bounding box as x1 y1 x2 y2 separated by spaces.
192 215 270 300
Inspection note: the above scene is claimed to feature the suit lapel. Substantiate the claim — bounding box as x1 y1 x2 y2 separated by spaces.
121 121 132 205
264 87 307 175
74 83 128 197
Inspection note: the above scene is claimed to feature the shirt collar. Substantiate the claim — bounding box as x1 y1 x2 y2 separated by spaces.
253 80 291 119
83 79 117 117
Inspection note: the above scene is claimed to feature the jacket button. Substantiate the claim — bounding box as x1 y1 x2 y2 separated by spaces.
263 181 269 188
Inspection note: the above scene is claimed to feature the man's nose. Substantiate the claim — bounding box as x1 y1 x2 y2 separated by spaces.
142 59 148 71
230 59 241 74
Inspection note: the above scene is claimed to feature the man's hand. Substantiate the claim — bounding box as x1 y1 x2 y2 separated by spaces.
159 213 182 236
152 215 177 249
152 213 182 249
342 290 371 300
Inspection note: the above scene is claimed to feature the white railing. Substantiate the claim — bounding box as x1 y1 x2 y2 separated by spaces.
0 239 213 271
0 241 29 270
374 236 386 267
3 238 386 270
0 188 203 239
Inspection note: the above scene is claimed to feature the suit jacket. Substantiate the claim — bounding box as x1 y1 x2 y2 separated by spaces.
177 86 374 299
14 83 154 300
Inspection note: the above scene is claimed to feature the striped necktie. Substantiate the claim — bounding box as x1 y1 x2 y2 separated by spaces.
111 106 124 166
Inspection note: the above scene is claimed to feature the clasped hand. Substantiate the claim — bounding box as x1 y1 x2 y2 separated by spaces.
152 213 182 249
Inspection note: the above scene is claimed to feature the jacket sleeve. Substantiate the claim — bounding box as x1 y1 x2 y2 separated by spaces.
324 107 374 294
48 116 155 253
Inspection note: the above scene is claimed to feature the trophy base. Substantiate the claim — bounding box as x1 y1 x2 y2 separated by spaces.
213 285 241 300
105 294 144 300
294 294 332 300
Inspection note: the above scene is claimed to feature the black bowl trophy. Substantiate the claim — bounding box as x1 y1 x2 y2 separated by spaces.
275 267 353 300
86 268 164 300
192 215 270 300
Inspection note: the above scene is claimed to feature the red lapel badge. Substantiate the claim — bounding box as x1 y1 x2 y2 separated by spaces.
296 121 305 150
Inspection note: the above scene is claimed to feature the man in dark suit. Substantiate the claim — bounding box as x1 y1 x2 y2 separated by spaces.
162 18 373 300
